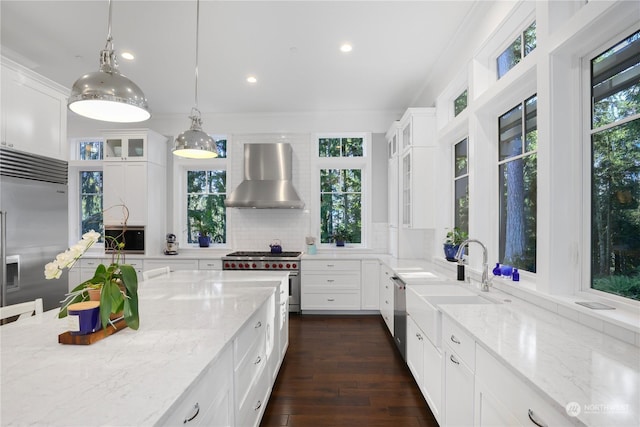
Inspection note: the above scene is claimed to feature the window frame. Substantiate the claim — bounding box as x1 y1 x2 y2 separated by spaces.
312 133 371 248
580 29 640 303
453 137 469 236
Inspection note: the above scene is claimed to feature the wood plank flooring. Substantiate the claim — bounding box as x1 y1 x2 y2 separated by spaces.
260 314 439 427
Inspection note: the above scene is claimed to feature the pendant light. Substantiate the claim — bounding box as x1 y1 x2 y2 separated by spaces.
173 0 218 159
68 0 150 123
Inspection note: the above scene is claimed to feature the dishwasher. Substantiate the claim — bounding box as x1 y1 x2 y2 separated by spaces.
392 276 407 360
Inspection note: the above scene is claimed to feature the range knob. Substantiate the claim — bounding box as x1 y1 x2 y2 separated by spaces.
244 263 250 268
292 263 297 269
286 263 291 269
224 263 230 269
278 263 283 269
252 263 257 269
238 263 244 269
231 263 236 269
265 264 270 268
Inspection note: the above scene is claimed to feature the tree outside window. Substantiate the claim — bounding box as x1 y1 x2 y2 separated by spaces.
454 138 469 236
590 30 640 301
80 170 103 241
497 21 536 79
498 95 537 272
186 170 226 244
454 90 468 117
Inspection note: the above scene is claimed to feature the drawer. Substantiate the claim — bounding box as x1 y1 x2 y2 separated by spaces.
407 288 440 347
234 303 268 369
302 260 361 272
198 259 222 270
442 315 475 370
475 346 571 426
302 291 360 310
158 345 233 426
302 273 360 289
79 258 105 269
235 337 267 409
145 259 198 271
236 365 270 427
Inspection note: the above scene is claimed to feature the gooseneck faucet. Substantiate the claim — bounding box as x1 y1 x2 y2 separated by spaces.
455 239 491 292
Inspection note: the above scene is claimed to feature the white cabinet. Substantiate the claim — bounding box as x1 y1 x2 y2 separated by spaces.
475 345 571 427
103 128 166 165
234 295 274 427
442 315 475 427
301 260 361 310
198 259 222 270
401 147 436 229
399 108 436 152
360 259 380 310
158 345 234 426
1 58 68 160
379 264 394 334
101 129 167 254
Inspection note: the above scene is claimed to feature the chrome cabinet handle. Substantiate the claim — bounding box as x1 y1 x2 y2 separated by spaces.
450 335 461 344
254 400 262 411
326 264 334 267
416 333 423 341
527 409 548 427
183 402 200 423
255 321 262 329
254 355 262 365
327 279 335 283
450 354 460 365
327 298 335 301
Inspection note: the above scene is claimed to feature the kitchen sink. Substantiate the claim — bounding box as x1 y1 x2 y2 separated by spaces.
406 284 501 348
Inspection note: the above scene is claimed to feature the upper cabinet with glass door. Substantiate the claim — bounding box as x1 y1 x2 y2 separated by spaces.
102 129 166 165
399 108 437 153
386 121 400 159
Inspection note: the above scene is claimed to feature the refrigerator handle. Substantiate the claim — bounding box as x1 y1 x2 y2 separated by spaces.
1 210 5 307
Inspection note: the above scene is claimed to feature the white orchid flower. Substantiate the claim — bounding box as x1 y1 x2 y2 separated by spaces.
82 230 101 244
44 261 62 280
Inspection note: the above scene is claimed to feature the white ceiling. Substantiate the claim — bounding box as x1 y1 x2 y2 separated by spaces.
1 1 481 116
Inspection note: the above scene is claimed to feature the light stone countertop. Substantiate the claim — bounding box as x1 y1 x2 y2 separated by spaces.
0 270 289 426
439 297 640 427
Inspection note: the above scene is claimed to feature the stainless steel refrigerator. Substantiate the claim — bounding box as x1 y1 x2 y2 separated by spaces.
1 148 68 311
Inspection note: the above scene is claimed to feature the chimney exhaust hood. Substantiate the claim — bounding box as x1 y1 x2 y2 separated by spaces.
224 143 305 209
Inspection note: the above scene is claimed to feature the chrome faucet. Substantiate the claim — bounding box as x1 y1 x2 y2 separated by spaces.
455 239 491 292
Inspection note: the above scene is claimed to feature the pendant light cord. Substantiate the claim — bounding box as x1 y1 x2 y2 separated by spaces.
194 0 201 110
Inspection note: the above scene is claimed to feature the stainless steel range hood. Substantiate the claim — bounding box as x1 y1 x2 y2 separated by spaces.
225 143 304 209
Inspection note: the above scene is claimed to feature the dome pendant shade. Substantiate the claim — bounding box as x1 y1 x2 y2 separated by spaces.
67 0 150 123
68 69 151 123
173 110 218 159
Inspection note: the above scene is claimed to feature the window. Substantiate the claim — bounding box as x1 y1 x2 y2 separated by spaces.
454 138 469 235
80 170 103 240
185 139 227 245
590 30 640 301
317 136 367 244
454 90 468 117
79 140 102 160
497 21 537 79
498 95 537 272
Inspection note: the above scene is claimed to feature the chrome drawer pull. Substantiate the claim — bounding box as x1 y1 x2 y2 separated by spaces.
449 354 460 365
527 409 548 427
254 400 262 411
327 279 335 282
183 402 199 423
327 264 334 267
327 298 335 301
255 321 262 329
450 335 461 344
255 355 262 365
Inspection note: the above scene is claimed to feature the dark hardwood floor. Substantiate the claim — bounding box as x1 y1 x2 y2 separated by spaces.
260 314 439 427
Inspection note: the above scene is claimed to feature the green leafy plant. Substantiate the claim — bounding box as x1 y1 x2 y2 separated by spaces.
191 210 215 237
44 206 139 331
332 224 350 243
444 227 468 246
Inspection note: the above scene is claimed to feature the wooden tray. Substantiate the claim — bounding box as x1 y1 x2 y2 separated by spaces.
58 318 128 345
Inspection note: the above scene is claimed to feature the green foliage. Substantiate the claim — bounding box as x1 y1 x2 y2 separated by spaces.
187 170 226 244
592 274 640 301
445 227 468 246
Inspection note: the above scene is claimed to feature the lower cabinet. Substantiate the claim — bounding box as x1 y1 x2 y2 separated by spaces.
158 344 234 426
443 342 475 427
407 315 442 423
143 259 198 272
474 345 570 427
360 259 380 310
301 260 361 310
379 264 394 334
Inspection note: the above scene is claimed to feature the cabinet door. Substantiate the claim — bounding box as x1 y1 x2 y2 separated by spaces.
401 152 411 226
360 260 380 310
388 156 399 230
406 316 424 387
1 65 66 160
423 335 442 423
104 134 147 161
475 381 520 427
444 346 474 427
103 162 147 225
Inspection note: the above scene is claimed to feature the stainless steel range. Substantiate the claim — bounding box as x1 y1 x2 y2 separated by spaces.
222 251 301 313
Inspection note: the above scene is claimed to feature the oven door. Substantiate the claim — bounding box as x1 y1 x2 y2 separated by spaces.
288 270 300 313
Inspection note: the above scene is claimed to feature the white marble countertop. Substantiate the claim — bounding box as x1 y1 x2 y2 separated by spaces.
0 270 288 426
439 297 640 427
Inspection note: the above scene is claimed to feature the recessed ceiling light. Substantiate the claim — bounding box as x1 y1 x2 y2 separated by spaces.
247 76 257 83
121 51 135 60
340 43 353 53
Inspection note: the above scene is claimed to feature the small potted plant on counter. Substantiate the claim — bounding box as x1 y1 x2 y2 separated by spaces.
191 211 215 248
332 224 350 247
443 227 468 261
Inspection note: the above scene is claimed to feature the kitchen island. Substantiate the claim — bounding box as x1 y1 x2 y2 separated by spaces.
0 270 290 426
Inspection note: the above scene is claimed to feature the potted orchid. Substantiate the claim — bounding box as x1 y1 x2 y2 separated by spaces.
45 228 139 331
